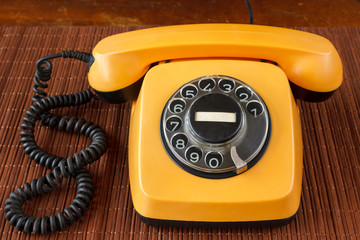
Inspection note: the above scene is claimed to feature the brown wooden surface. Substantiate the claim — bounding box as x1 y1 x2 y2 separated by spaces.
0 26 359 239
1 0 360 27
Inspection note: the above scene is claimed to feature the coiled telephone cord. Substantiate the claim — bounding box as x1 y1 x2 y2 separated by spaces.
4 51 108 234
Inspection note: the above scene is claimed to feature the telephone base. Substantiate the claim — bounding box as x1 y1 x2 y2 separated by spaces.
136 211 296 228
129 59 303 225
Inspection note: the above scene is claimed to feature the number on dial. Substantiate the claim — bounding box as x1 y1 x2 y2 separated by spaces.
219 80 235 92
166 116 182 131
236 87 252 101
171 134 188 150
169 99 186 113
181 85 198 98
199 79 215 91
185 146 203 163
205 152 223 168
247 101 264 117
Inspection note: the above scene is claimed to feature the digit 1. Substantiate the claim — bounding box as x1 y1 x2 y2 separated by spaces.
250 108 257 117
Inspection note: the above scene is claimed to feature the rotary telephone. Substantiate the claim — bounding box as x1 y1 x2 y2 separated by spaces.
5 24 343 234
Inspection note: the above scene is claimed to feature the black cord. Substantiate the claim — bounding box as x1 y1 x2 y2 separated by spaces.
245 0 254 24
4 51 108 234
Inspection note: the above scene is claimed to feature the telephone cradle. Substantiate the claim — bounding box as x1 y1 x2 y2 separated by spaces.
5 24 343 233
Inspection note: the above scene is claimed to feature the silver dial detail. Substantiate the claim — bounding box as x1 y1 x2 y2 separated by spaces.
160 75 271 178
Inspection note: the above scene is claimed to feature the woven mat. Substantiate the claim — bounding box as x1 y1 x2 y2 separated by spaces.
0 26 359 239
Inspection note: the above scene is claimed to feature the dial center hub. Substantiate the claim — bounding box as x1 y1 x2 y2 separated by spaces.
189 93 242 143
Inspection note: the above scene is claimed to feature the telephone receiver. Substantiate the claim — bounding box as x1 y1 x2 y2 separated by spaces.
89 24 342 103
87 24 342 226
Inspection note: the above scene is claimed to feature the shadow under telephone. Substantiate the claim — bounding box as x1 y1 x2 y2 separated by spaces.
4 24 343 234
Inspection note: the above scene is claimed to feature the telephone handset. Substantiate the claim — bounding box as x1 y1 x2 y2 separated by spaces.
89 24 342 102
5 24 343 233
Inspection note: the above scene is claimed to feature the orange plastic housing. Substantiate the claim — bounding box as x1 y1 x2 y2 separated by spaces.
89 24 342 93
128 59 303 223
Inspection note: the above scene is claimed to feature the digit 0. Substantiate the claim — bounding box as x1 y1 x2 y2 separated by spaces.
205 152 223 169
208 158 220 168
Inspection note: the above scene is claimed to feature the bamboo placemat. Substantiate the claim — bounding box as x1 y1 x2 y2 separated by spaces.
0 26 359 239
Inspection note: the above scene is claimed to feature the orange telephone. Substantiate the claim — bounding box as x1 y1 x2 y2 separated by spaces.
89 24 342 226
5 24 342 233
